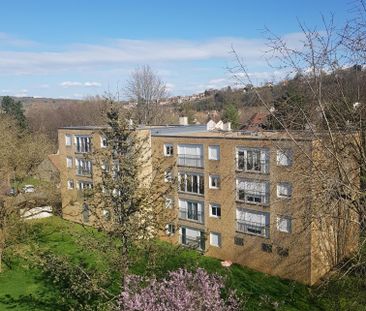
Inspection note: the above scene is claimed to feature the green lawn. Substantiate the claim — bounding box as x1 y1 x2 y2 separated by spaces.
0 217 364 310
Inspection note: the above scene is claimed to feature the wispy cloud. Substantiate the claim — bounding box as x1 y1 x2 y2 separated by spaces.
0 32 37 48
60 81 101 88
0 35 304 76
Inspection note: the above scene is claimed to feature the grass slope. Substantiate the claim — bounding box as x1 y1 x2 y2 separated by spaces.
0 217 362 310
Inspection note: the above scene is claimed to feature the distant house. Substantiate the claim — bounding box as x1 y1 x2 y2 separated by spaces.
242 112 269 131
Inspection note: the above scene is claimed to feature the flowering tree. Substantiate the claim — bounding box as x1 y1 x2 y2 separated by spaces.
118 268 241 311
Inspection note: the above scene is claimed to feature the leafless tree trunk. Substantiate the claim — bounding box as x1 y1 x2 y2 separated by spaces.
125 65 167 125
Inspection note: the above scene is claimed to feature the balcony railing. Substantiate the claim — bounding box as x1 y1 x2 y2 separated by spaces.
237 190 269 205
180 234 205 250
178 155 204 168
179 209 204 224
76 168 92 176
237 159 269 174
236 220 269 238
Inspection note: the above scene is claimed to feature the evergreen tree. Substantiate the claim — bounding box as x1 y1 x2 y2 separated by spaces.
222 104 240 129
1 96 27 129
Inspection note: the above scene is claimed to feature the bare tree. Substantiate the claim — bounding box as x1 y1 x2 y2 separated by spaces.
230 3 366 287
125 65 167 125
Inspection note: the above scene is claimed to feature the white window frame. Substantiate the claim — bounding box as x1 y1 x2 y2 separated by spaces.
164 144 174 156
277 216 292 233
277 182 292 198
67 179 74 190
100 136 107 148
209 203 221 218
164 170 173 182
165 224 176 235
208 145 220 160
65 134 72 146
276 149 292 166
236 179 269 205
236 147 269 174
178 172 204 195
165 197 173 209
209 175 220 189
66 157 73 168
210 232 221 247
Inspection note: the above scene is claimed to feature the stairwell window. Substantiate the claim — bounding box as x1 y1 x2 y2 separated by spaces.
277 182 292 198
164 144 174 156
208 145 220 160
65 134 72 146
164 171 173 182
66 157 73 168
67 179 74 189
276 149 292 166
210 232 221 247
210 203 221 218
277 216 292 233
209 175 220 189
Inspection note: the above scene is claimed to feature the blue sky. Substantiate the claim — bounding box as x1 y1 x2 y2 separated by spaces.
0 0 349 99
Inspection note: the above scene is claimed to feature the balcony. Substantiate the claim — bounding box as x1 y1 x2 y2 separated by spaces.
76 168 92 177
237 190 269 205
178 155 204 168
180 234 205 250
179 209 204 224
236 220 269 238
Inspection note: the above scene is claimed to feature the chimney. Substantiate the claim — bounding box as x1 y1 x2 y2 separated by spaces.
179 116 188 126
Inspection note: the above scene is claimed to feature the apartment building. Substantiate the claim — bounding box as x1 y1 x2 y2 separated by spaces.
54 124 358 285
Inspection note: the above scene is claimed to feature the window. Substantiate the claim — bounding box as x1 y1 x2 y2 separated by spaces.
208 145 220 160
210 204 221 218
237 179 269 205
277 182 292 198
77 181 93 190
165 197 173 209
179 199 204 223
101 136 107 148
210 232 221 247
236 208 270 238
277 149 292 166
75 158 92 176
262 243 273 253
164 171 173 182
164 144 173 156
180 227 205 250
277 247 289 257
66 157 73 168
65 134 72 146
234 237 244 246
103 209 111 221
237 148 269 173
166 224 176 235
277 216 292 233
209 175 220 189
75 136 92 153
178 172 204 194
67 179 74 189
177 144 203 167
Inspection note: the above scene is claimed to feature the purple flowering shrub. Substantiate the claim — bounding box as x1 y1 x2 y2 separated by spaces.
118 268 241 311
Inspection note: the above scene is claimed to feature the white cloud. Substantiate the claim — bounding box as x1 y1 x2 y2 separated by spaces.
60 81 101 88
0 32 37 47
0 34 306 76
165 83 175 92
84 81 101 87
60 81 83 88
